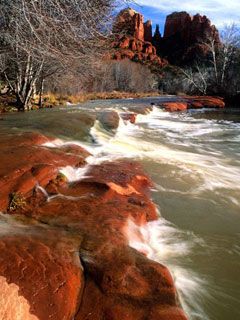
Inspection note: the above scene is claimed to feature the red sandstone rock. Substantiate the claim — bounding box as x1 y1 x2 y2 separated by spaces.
112 8 167 70
0 236 83 320
97 110 120 130
121 112 137 123
164 12 192 39
161 11 220 64
0 132 187 320
160 96 225 112
114 8 144 41
144 20 153 42
161 102 188 112
128 105 153 115
0 133 89 211
187 96 225 108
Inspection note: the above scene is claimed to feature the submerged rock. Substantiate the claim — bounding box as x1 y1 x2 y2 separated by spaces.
97 110 120 131
128 105 153 115
120 112 137 124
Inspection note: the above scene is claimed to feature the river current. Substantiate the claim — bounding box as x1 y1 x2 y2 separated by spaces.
1 97 240 320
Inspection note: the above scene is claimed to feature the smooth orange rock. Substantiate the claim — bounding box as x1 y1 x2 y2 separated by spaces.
160 96 225 112
162 102 188 112
187 96 225 108
0 133 89 211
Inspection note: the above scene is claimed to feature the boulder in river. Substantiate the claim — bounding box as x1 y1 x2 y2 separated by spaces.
97 110 120 130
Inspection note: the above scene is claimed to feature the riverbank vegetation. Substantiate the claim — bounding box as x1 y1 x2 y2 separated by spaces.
1 2 240 112
0 0 120 111
162 24 240 101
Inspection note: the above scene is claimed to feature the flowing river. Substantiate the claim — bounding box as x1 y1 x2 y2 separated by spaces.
1 97 240 320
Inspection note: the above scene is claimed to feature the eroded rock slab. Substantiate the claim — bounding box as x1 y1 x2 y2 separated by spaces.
0 234 83 320
0 131 188 320
160 96 225 112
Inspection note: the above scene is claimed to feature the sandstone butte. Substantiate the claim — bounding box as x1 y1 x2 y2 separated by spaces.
112 8 220 66
0 129 188 320
112 8 168 70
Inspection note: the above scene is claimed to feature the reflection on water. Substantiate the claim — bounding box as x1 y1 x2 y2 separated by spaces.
1 98 240 320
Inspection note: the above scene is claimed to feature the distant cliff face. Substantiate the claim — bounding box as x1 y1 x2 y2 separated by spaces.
113 8 145 41
113 8 220 67
113 8 168 70
164 11 220 43
159 11 221 64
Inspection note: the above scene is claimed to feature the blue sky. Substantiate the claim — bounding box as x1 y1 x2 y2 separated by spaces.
130 0 240 34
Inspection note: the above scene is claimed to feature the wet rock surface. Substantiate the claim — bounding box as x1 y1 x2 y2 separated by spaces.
0 234 83 320
97 110 120 131
159 96 225 112
0 131 188 320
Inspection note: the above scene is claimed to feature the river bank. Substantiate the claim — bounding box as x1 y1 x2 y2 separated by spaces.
0 91 161 113
0 92 226 114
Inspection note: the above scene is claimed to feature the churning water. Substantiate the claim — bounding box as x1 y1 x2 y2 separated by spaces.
1 98 240 320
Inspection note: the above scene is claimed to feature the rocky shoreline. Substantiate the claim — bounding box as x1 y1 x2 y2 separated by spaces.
0 97 226 319
0 130 188 320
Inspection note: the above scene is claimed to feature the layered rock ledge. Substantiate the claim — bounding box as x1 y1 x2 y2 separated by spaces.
0 131 188 320
159 96 225 112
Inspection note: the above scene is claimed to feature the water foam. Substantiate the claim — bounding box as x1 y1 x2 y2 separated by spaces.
125 218 209 320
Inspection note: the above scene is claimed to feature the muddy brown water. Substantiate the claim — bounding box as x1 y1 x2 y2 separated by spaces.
0 97 240 320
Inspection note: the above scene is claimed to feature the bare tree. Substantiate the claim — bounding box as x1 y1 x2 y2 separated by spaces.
204 23 240 93
0 0 117 110
93 60 158 93
181 63 210 95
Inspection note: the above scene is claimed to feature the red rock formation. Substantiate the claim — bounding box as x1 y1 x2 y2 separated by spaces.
164 12 192 38
161 102 188 112
0 131 188 320
0 133 88 212
186 96 225 108
113 8 221 68
159 96 225 112
113 8 168 70
97 110 120 130
160 11 220 64
114 8 144 41
144 20 153 42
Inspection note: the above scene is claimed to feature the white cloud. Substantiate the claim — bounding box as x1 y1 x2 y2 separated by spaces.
136 0 240 27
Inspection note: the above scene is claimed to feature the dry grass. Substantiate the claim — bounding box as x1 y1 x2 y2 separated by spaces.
1 91 161 112
40 91 161 107
0 94 17 113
